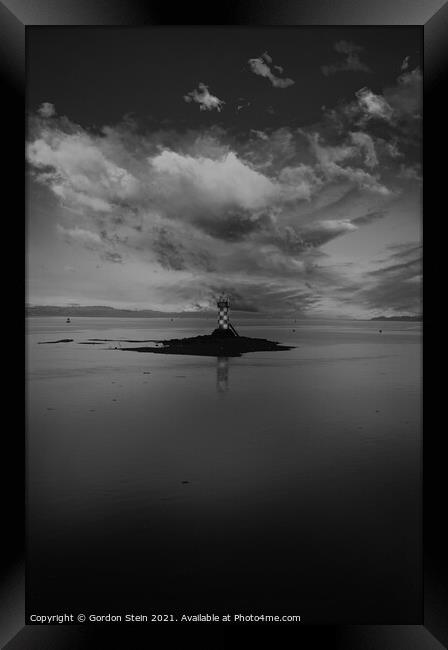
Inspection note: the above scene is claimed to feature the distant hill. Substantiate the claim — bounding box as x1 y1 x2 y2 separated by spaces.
25 305 214 318
370 315 422 322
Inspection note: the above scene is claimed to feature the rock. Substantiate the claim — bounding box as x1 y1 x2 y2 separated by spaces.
120 332 295 358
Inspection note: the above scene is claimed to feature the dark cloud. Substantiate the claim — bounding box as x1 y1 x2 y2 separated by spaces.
323 67 422 164
101 251 123 263
367 256 421 278
152 228 186 271
386 242 422 258
27 76 421 316
351 209 386 226
269 221 356 253
357 275 421 313
208 286 260 312
321 41 372 76
192 208 271 242
339 242 422 314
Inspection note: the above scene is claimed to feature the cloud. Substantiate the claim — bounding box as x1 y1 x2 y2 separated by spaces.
401 55 410 71
397 163 422 183
236 100 251 112
27 99 416 316
57 225 103 247
320 78 421 196
355 87 395 122
101 251 123 263
336 242 422 315
152 226 187 271
349 131 378 168
248 54 295 88
306 132 390 194
351 209 386 226
250 129 269 140
325 67 422 152
150 149 277 211
384 67 422 118
37 102 56 118
384 140 403 159
300 219 358 247
321 40 372 76
184 83 225 112
27 129 140 214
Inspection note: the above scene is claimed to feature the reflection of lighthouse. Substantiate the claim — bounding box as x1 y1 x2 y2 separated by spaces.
216 357 230 393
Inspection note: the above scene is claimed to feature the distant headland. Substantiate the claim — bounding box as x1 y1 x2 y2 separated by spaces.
369 315 422 322
26 305 213 318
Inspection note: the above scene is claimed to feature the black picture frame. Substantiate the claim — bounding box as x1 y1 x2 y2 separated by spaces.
3 1 446 647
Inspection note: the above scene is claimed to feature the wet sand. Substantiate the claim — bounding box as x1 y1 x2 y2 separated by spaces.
27 317 422 621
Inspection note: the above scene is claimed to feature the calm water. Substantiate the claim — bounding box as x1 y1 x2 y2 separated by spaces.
26 317 422 622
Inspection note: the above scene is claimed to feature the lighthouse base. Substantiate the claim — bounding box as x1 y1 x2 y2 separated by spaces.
210 328 237 338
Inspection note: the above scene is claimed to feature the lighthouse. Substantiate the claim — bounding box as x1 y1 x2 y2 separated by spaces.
212 294 239 338
217 294 230 330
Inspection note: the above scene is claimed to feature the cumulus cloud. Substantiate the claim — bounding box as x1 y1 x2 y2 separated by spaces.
325 66 422 150
321 41 371 76
320 80 421 203
355 87 395 122
248 53 295 88
401 55 410 71
27 129 140 214
27 90 418 315
37 102 56 118
150 149 277 211
184 83 225 111
306 132 389 194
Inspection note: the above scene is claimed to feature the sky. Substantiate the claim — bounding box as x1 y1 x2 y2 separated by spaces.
26 27 422 318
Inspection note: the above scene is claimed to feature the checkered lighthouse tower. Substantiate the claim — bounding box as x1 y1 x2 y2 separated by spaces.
217 295 230 330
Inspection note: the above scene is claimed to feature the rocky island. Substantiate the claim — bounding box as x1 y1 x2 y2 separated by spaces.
120 327 294 358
